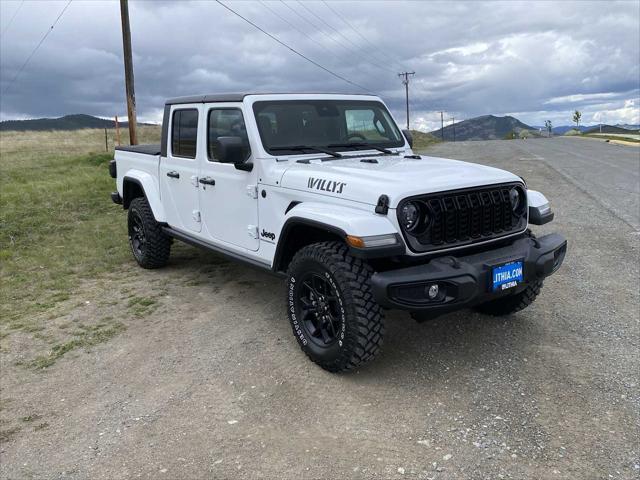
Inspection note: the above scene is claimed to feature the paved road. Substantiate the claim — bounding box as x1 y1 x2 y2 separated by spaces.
2 139 638 479
425 137 640 230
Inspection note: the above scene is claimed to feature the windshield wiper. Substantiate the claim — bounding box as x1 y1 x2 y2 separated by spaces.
328 142 394 154
270 145 342 158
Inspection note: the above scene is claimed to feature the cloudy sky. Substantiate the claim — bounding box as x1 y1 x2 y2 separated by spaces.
0 0 638 130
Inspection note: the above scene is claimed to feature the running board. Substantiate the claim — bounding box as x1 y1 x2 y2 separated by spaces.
161 227 282 276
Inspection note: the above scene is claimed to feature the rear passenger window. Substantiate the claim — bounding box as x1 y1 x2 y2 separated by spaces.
171 109 198 158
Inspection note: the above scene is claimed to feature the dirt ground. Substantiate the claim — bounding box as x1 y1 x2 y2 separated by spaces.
1 138 638 479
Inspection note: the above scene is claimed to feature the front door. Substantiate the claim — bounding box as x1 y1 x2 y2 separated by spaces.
198 105 259 251
159 107 202 233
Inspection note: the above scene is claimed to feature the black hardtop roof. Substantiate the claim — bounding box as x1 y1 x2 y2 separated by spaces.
164 93 375 106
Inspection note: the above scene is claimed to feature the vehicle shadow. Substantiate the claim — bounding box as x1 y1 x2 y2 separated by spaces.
169 246 544 383
355 307 543 383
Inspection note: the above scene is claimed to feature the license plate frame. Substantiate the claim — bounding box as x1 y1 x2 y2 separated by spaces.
491 259 524 292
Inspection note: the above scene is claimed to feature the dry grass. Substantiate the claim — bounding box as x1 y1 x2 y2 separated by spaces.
0 126 161 361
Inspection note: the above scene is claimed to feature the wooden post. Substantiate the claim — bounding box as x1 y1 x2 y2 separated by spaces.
120 0 138 145
115 116 121 146
104 128 108 152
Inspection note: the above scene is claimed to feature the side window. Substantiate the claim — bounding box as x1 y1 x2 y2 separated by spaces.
171 109 198 158
207 108 251 162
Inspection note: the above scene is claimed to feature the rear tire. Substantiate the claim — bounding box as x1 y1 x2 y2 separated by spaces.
286 241 384 373
474 279 543 316
127 197 171 269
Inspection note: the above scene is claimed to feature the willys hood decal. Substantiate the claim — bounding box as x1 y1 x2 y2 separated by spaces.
279 154 521 208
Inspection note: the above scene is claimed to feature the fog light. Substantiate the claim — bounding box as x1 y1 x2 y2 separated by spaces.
427 284 439 299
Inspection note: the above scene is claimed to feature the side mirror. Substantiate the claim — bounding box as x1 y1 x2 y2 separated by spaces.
402 129 413 148
214 136 247 164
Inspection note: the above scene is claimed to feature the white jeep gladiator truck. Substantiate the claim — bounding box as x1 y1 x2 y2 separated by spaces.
110 93 567 372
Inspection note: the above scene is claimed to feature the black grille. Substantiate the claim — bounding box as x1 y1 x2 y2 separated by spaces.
398 183 527 253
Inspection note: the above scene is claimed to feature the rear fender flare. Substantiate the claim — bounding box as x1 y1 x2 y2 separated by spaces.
120 171 166 223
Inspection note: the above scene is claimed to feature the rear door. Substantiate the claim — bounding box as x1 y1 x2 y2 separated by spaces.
198 104 259 251
159 106 202 232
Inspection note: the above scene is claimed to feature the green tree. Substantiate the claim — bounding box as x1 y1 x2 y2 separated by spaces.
573 110 582 129
544 120 552 137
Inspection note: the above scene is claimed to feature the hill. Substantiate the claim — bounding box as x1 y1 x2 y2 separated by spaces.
552 125 591 135
410 130 441 150
429 115 536 141
0 114 149 132
583 124 640 135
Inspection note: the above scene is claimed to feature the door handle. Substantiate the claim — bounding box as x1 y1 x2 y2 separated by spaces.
199 177 216 186
166 171 180 179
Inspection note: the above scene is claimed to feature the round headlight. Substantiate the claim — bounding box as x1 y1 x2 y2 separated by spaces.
509 187 523 212
400 202 420 231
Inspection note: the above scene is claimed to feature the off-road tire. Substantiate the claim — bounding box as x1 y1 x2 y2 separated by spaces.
128 197 171 269
474 279 543 316
286 241 384 373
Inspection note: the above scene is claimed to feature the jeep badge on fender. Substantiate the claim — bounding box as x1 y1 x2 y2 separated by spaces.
111 93 567 373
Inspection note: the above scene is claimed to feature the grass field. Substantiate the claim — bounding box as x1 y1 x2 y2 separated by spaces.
0 126 161 366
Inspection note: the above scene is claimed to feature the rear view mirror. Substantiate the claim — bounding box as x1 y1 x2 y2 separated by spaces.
402 129 414 148
214 136 246 164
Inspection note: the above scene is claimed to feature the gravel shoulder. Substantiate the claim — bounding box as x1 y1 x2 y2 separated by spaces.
1 138 639 479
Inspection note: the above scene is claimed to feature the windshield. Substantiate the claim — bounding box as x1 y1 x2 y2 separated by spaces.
253 100 405 155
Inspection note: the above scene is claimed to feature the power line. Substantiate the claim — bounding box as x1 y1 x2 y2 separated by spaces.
279 0 394 75
0 0 25 39
257 0 336 59
215 1 373 93
320 0 409 72
2 0 73 95
294 0 395 74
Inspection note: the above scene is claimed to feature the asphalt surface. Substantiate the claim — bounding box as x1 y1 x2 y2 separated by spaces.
2 137 639 479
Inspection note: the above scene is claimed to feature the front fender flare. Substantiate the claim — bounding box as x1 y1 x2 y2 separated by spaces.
527 189 554 225
273 202 405 270
120 170 166 223
282 202 400 237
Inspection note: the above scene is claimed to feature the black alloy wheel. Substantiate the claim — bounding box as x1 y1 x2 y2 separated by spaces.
296 272 343 347
129 210 146 259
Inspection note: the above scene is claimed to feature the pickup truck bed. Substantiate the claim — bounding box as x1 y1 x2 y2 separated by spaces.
115 144 161 156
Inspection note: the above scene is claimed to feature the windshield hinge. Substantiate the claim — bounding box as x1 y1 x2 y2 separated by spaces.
247 184 258 199
247 224 258 239
192 210 201 223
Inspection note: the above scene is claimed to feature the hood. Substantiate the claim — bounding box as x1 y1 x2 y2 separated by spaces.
279 154 521 208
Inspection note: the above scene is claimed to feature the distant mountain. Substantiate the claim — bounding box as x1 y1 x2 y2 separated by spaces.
0 114 149 132
615 124 640 131
584 124 640 135
552 125 591 135
429 115 536 141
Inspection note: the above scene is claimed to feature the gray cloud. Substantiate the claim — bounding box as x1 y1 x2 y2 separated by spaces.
0 0 638 129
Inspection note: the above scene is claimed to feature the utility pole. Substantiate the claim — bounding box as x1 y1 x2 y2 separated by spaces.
120 0 138 145
450 117 455 142
439 111 444 141
398 71 415 130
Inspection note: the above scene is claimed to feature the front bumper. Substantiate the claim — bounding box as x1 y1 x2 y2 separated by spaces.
370 233 567 316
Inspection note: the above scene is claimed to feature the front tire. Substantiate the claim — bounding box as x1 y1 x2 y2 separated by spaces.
286 241 384 373
127 197 171 269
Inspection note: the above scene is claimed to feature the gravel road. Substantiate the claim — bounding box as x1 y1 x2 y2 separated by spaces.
1 138 639 479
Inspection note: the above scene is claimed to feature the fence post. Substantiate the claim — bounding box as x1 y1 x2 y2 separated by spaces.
115 116 121 146
104 128 108 152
